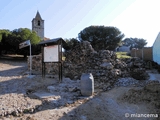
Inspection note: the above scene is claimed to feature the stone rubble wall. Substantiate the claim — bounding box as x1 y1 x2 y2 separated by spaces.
63 41 128 82
28 54 59 75
28 41 147 85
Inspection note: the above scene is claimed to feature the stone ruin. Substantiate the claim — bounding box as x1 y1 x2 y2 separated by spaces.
63 41 128 81
29 41 149 87
30 54 59 75
63 41 150 85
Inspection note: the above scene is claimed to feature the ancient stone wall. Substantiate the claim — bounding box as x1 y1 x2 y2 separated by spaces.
28 54 59 75
28 41 147 83
63 41 129 82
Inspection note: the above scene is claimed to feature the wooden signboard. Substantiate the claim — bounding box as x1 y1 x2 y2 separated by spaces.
44 45 59 62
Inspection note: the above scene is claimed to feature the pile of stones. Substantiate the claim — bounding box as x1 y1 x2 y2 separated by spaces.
124 57 149 80
0 93 42 117
28 41 149 89
64 41 150 89
120 82 160 113
64 41 127 85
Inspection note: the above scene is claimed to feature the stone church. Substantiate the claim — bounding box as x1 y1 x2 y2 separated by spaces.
32 11 44 40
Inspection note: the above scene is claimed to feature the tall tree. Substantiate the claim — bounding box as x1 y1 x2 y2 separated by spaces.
0 28 41 56
78 25 124 50
0 29 11 42
123 38 147 49
12 28 41 44
64 38 80 50
0 29 12 54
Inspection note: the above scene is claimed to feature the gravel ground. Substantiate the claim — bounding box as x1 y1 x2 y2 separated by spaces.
0 58 91 119
0 57 159 120
0 58 42 118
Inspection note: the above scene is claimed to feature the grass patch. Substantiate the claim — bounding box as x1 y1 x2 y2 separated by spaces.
116 52 131 59
62 52 131 60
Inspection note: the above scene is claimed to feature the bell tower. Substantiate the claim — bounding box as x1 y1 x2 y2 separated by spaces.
32 11 44 40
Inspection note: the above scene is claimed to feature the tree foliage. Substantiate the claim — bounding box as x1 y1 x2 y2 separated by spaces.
78 25 124 50
0 29 12 55
0 28 41 55
122 38 147 49
64 38 80 50
0 29 11 42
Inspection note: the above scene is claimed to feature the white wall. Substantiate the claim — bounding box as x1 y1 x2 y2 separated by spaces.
118 46 131 52
153 32 160 64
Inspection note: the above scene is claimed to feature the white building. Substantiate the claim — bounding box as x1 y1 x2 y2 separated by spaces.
153 32 160 64
117 45 131 53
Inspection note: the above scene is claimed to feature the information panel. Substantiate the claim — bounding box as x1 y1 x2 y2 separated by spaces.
44 45 59 62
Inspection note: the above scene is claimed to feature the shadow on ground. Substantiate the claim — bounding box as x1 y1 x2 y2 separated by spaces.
0 56 160 120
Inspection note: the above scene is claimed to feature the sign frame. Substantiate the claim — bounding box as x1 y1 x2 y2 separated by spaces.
43 45 59 62
39 38 65 82
19 40 30 49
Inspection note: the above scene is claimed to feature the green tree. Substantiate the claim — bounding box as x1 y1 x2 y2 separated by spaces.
12 28 41 44
29 31 41 44
0 28 41 56
64 38 80 50
0 29 11 42
78 25 124 51
123 38 147 49
0 29 11 54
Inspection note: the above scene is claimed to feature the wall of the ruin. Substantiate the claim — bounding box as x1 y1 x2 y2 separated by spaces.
28 41 146 83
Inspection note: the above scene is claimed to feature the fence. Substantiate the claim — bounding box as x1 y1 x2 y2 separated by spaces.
131 47 153 61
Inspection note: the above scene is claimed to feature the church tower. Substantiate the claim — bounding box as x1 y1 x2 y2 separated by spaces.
32 11 44 40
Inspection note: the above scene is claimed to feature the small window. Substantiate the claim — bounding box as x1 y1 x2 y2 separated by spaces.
38 20 40 26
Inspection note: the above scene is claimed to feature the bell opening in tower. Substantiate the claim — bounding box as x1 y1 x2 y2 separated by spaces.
38 20 40 26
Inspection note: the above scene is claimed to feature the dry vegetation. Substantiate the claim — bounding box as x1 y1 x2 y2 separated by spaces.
116 52 131 59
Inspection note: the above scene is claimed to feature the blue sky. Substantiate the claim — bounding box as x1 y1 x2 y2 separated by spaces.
1 0 160 46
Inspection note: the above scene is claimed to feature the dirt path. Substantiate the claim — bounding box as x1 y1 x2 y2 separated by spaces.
0 58 159 120
0 57 28 76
